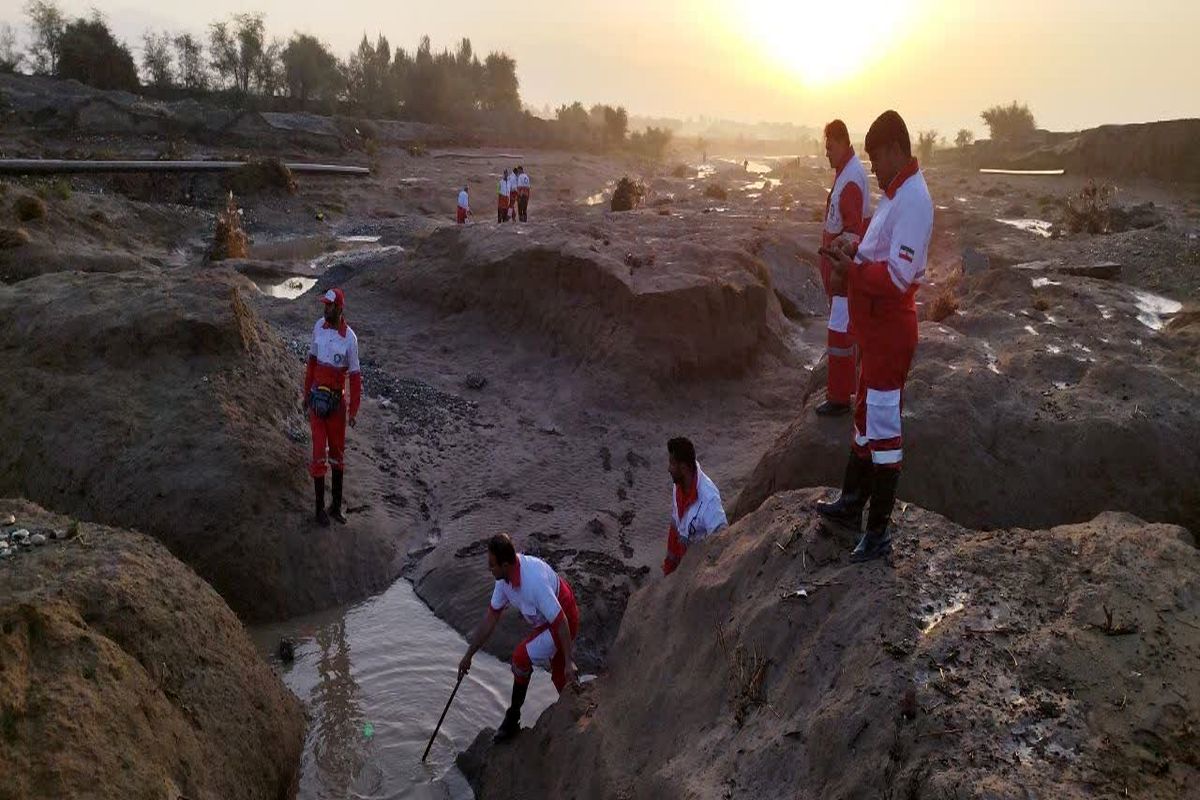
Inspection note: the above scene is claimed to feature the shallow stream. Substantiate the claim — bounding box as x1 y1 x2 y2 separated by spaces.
251 579 557 799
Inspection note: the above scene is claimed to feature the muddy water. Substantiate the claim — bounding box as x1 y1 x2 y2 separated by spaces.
251 579 557 799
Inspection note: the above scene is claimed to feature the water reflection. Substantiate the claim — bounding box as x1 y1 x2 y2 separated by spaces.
251 579 557 800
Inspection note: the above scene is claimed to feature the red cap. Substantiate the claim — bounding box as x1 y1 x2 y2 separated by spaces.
321 287 345 308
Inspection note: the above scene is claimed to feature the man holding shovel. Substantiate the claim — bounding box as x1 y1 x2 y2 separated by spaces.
458 533 580 742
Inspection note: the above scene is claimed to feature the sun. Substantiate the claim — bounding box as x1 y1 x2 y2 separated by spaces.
738 0 915 87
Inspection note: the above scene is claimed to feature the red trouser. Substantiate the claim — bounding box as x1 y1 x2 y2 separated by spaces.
819 254 856 405
512 579 580 692
851 302 917 471
456 207 467 224
309 404 347 478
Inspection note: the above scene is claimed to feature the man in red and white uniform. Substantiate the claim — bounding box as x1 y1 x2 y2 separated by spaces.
815 119 871 416
456 185 470 224
819 110 933 563
497 170 511 223
302 288 362 526
516 166 531 222
459 533 579 742
662 437 728 576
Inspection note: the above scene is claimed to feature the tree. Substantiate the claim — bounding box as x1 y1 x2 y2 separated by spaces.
142 31 174 89
917 130 938 162
281 34 341 108
603 105 628 147
343 34 395 116
981 101 1036 144
630 126 673 160
482 52 519 113
57 13 139 91
254 38 284 96
0 23 22 73
24 0 65 75
955 128 974 149
173 33 208 90
208 13 266 94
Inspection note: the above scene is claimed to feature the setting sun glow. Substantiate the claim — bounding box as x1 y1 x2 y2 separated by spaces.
738 0 916 87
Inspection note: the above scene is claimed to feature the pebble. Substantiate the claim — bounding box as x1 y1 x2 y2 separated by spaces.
30 533 47 546
2 514 14 526
11 529 29 545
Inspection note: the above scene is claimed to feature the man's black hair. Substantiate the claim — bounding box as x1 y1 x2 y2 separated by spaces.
823 119 850 146
667 437 697 468
865 110 912 158
488 533 517 565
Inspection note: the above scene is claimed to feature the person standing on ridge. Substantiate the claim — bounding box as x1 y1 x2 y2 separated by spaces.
458 534 580 742
819 110 934 563
498 169 511 223
662 437 728 576
815 119 872 416
302 288 362 526
516 166 531 221
457 185 470 224
507 166 519 222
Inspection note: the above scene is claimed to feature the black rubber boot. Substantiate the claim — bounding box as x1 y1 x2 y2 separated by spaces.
329 469 346 524
493 680 528 743
851 466 898 562
815 399 852 417
816 453 873 529
314 477 330 527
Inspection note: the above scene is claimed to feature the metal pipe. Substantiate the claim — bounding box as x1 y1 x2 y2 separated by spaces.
0 159 370 176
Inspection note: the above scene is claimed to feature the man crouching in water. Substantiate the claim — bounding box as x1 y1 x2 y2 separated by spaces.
459 533 580 742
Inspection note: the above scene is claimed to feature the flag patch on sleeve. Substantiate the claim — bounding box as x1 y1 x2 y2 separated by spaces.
899 245 915 263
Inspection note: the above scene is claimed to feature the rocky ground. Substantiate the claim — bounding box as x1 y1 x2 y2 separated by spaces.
460 491 1200 800
0 499 304 800
1 74 1197 798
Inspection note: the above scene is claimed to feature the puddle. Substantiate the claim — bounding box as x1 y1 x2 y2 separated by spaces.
259 276 319 300
1030 277 1060 288
251 579 558 800
1024 325 1040 336
1132 290 1182 331
996 218 1053 238
1045 344 1063 355
917 591 969 635
584 192 606 206
1096 304 1115 320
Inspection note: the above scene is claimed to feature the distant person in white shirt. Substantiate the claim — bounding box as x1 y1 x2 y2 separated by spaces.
459 533 580 741
507 167 519 222
661 437 728 575
456 185 470 224
516 166 531 221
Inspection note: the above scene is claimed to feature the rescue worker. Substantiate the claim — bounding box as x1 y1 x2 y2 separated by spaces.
662 437 728 575
498 169 511 223
516 166 531 222
507 167 519 222
456 185 470 224
819 110 933 562
816 119 871 416
458 533 579 742
302 288 362 526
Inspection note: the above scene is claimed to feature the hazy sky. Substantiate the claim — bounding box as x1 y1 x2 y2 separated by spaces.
2 0 1197 136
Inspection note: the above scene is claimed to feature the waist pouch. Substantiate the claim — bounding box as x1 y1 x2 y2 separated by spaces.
309 386 342 418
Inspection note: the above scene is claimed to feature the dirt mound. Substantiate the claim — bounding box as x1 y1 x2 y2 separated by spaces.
734 268 1200 533
0 498 304 800
379 216 793 381
222 158 300 196
462 490 1200 799
0 270 398 621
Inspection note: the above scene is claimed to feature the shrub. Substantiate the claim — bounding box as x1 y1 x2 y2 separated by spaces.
925 279 960 322
704 184 728 201
406 142 428 157
610 177 645 212
917 130 938 162
670 163 690 178
955 128 974 149
981 102 1036 144
222 158 298 195
210 192 249 261
1064 180 1113 234
0 227 31 248
14 195 47 222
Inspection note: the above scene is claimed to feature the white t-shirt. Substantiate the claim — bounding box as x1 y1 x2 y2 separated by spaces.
489 553 564 628
517 173 531 190
457 190 469 209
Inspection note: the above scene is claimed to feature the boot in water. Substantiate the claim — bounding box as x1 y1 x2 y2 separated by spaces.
816 452 872 530
851 465 898 562
493 680 528 743
314 476 330 527
329 469 347 524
